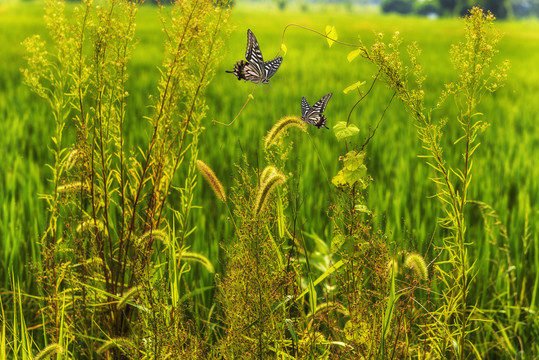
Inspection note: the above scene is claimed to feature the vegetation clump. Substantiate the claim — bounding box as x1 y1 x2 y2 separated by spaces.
2 1 535 359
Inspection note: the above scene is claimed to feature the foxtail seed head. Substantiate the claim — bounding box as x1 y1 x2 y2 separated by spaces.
254 166 286 215
136 229 169 245
197 160 226 202
260 165 278 185
57 181 89 193
97 338 134 355
265 116 307 149
117 286 141 310
66 148 85 170
404 253 428 281
76 219 104 234
34 343 63 360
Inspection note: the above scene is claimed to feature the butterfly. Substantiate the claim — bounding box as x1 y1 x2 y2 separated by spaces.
300 93 333 129
226 29 283 84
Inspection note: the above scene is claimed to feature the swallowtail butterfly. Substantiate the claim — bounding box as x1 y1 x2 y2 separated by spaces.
226 29 283 84
300 93 333 129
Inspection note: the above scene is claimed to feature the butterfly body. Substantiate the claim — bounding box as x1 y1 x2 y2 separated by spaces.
301 93 333 129
227 29 282 84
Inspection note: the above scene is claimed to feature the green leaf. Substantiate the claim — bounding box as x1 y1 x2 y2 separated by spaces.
342 150 365 171
354 204 372 215
333 121 360 141
266 225 284 269
325 25 337 47
343 80 366 94
280 43 287 56
276 191 285 239
332 151 368 188
284 319 298 344
293 260 345 305
270 295 293 312
331 234 346 254
381 267 404 343
331 171 346 187
347 49 362 63
308 277 317 315
304 231 329 255
343 167 363 185
331 234 354 254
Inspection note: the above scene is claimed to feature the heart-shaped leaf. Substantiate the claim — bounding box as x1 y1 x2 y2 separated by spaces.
333 121 359 141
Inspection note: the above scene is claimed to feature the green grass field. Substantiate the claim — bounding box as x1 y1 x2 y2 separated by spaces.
0 0 538 357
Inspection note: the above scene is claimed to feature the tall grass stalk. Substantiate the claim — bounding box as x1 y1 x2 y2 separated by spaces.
349 7 508 358
22 0 231 355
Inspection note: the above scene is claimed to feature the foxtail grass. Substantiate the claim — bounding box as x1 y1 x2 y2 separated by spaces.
96 338 134 355
254 167 286 215
56 182 88 193
34 343 63 360
259 165 278 184
264 115 307 149
116 286 141 310
197 160 227 202
349 7 508 358
404 253 428 281
136 229 169 245
22 0 232 355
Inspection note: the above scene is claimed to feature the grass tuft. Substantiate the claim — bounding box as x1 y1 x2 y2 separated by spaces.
56 181 88 193
254 167 286 215
116 286 141 310
136 229 169 245
96 338 134 355
404 253 428 281
264 115 307 149
197 160 227 202
75 219 104 234
34 343 63 360
259 165 278 184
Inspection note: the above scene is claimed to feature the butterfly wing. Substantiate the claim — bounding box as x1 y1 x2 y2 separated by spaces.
301 93 332 129
245 29 266 80
301 97 310 117
310 93 333 114
226 60 249 81
242 63 265 83
230 29 280 84
264 57 283 81
314 115 329 129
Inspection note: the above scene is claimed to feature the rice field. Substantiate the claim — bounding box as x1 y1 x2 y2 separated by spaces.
0 0 538 357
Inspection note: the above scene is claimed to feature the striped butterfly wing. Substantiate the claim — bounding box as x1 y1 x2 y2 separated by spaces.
243 63 265 83
226 60 249 81
264 57 283 81
301 93 333 129
226 59 269 84
301 97 310 117
311 93 333 114
303 111 328 128
313 114 329 129
244 29 266 82
228 29 282 84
